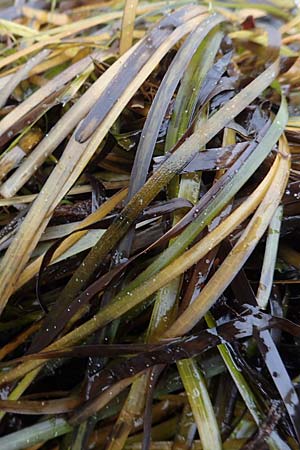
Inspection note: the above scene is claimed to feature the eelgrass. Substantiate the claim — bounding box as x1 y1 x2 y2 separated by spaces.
0 1 300 450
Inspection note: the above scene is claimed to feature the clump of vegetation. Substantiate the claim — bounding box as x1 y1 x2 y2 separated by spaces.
1 0 300 449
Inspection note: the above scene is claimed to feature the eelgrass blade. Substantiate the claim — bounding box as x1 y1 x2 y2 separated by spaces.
120 0 139 55
0 50 112 190
26 59 282 352
92 17 224 450
0 49 50 109
0 3 299 448
220 237 300 443
0 418 73 450
0 148 281 385
177 359 222 450
165 141 290 337
205 313 292 450
126 17 224 202
0 396 80 414
74 7 211 143
0 6 208 317
153 27 223 450
0 48 110 145
165 137 300 440
172 402 196 450
67 310 300 425
23 11 226 352
256 205 283 309
0 10 127 71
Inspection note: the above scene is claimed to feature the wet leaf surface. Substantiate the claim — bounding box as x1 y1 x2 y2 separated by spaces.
0 2 300 450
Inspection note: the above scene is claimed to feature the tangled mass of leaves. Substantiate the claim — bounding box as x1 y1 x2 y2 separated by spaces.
2 0 300 449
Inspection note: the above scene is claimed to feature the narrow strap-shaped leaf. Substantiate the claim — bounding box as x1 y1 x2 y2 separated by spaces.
0 143 280 386
177 359 222 450
126 15 224 201
36 60 281 346
256 205 283 309
0 49 51 109
120 0 139 55
121 96 286 294
164 142 290 337
0 418 73 450
68 309 300 424
0 49 108 140
0 6 207 318
75 6 208 143
0 397 80 414
0 61 283 387
103 29 224 450
25 12 226 352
